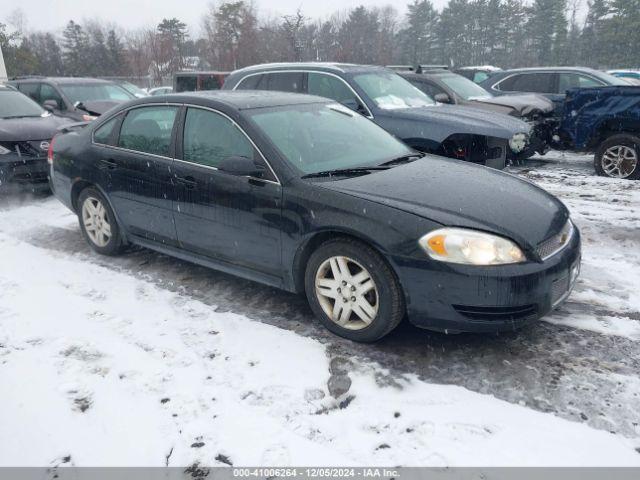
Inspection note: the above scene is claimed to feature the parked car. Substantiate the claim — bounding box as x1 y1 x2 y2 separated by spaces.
9 76 136 121
401 69 555 155
223 63 533 169
173 71 230 93
49 91 581 341
0 85 71 193
554 86 640 180
148 86 173 96
479 67 629 107
455 65 502 84
607 70 640 86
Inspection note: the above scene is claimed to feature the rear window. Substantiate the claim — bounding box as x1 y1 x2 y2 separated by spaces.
118 106 178 156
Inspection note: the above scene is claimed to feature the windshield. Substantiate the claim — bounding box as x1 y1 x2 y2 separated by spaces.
353 71 435 110
0 90 47 118
437 73 493 100
120 82 148 97
594 71 632 86
59 83 135 104
249 103 414 176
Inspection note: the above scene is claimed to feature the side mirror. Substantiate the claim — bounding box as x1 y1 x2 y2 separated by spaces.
341 98 368 115
434 93 452 104
218 156 265 178
43 99 58 112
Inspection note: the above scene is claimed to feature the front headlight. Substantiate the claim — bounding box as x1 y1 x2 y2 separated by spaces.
509 132 528 153
419 228 526 265
0 145 11 155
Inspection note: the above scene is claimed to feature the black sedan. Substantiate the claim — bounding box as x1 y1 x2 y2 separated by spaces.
49 91 581 342
0 85 71 193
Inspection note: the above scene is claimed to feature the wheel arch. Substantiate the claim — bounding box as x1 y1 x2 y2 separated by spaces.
70 180 128 243
590 119 640 149
290 228 401 295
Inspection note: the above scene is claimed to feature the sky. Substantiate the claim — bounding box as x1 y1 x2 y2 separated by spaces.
3 0 451 34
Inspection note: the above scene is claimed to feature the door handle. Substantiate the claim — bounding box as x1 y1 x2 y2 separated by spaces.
99 158 118 170
175 175 197 189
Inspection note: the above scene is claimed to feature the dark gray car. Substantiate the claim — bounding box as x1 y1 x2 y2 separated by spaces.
223 63 533 169
9 77 136 121
479 67 629 107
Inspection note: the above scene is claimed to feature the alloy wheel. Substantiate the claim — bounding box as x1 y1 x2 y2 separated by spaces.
601 145 638 178
314 255 379 330
81 196 112 247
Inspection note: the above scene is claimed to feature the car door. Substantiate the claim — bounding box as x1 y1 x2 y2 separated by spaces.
101 104 179 245
497 72 560 104
172 105 283 279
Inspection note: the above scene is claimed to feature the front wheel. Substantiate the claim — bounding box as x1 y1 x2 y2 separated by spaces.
594 134 640 180
305 238 405 342
78 187 123 255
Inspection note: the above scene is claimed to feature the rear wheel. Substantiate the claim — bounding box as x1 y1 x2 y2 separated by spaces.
594 134 640 180
305 238 405 342
78 187 123 255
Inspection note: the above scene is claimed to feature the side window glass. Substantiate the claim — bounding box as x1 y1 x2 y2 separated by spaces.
201 75 222 90
473 72 489 83
176 76 196 93
236 74 265 90
266 72 303 92
93 116 120 146
40 84 65 110
559 73 604 92
18 83 41 103
409 80 444 98
307 73 364 112
501 73 553 94
183 108 259 170
118 106 178 156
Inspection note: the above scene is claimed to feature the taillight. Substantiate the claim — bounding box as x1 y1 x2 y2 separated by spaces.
47 136 56 165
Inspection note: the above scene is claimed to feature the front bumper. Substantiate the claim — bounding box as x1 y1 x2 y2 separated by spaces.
0 154 50 193
391 229 581 333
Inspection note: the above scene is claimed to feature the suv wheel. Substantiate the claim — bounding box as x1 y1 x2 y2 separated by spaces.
78 187 123 255
305 238 405 342
595 134 640 179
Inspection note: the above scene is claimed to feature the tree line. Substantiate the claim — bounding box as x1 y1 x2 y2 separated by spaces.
1 0 639 84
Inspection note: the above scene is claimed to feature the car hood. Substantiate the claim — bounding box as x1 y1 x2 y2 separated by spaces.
316 156 568 250
0 114 72 142
470 94 555 117
387 104 531 140
76 100 123 116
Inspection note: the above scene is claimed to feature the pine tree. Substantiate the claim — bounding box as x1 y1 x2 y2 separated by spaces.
62 20 90 76
398 0 439 65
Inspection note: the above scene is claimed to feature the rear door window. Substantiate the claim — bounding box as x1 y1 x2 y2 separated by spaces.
118 106 178 156
265 72 304 93
17 83 41 103
236 74 266 90
40 84 65 110
498 73 555 94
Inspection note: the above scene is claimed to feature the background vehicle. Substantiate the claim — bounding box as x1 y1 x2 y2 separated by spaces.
402 69 554 155
148 86 173 96
9 76 136 121
454 65 502 84
49 91 580 341
0 85 71 193
480 67 629 107
555 86 640 179
223 63 532 169
173 71 230 93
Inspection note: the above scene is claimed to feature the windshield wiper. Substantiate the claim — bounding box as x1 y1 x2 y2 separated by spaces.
379 153 424 167
2 115 41 119
301 166 390 179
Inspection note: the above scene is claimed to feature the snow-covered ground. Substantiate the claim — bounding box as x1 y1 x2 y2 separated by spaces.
0 152 639 467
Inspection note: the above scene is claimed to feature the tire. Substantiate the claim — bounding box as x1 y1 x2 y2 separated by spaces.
304 238 405 342
594 134 640 180
77 187 123 255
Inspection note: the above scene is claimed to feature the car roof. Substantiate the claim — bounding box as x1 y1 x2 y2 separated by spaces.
136 90 332 110
497 66 601 74
12 76 116 85
229 62 387 75
402 70 450 80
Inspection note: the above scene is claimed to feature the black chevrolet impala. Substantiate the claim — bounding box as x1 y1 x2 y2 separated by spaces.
49 91 581 342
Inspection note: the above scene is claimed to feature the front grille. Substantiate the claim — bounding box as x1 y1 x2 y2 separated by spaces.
551 273 570 307
536 220 574 260
0 140 48 158
452 304 538 321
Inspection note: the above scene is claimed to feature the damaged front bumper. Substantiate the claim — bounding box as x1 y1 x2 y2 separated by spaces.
0 153 51 193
